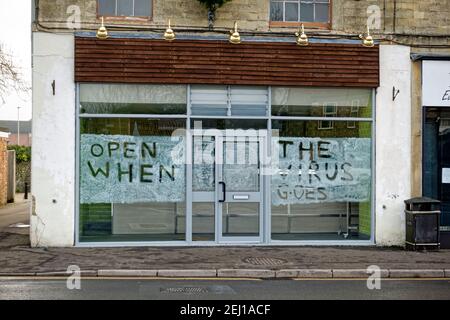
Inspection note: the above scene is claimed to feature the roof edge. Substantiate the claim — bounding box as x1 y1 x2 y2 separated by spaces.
411 53 450 61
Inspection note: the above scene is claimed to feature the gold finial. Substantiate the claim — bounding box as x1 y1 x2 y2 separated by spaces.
96 17 109 40
229 21 241 45
359 25 374 47
164 19 176 42
295 24 309 46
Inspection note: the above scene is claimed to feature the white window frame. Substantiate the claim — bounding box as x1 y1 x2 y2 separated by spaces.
347 100 360 129
269 0 330 23
98 0 152 18
318 103 337 130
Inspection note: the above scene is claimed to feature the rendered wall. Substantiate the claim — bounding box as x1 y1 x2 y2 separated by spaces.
31 32 75 247
375 44 412 246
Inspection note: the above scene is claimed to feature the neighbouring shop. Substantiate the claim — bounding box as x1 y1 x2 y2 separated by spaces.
422 59 450 248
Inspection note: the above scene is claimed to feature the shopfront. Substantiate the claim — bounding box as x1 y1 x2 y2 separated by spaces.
74 36 379 246
422 60 450 248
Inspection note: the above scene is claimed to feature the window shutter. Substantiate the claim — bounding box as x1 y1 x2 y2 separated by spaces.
190 85 268 117
190 85 228 116
230 86 268 116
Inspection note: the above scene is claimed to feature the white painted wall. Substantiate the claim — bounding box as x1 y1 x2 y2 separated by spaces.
31 32 75 247
375 45 412 246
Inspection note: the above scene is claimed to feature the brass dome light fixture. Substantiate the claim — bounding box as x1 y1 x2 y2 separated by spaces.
359 26 374 47
295 24 309 46
229 21 241 44
164 19 176 42
96 17 109 40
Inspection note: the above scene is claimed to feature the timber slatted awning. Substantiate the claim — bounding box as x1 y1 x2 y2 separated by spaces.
75 37 379 87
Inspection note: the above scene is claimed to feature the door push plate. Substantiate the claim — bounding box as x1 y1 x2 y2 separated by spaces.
233 195 250 200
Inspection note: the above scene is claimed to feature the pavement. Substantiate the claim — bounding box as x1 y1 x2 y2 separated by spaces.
1 198 450 279
0 193 29 233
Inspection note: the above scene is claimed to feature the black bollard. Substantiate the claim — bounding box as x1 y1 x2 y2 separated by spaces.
24 182 28 200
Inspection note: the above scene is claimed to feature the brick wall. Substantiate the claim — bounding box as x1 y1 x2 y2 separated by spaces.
0 137 7 206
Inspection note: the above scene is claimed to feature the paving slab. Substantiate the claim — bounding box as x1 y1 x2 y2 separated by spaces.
333 268 389 278
218 269 276 279
157 269 217 278
389 269 445 278
98 270 157 277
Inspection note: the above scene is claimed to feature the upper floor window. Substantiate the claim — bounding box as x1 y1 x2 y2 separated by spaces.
270 0 330 24
98 0 152 18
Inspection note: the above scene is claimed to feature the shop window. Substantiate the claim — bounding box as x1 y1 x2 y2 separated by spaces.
270 88 373 241
271 87 372 118
79 118 186 242
80 84 187 115
270 0 330 25
271 119 373 241
98 0 152 18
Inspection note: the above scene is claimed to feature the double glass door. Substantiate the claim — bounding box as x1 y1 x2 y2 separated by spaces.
192 131 265 243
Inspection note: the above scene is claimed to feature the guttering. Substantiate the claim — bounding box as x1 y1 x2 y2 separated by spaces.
411 53 450 61
75 31 372 45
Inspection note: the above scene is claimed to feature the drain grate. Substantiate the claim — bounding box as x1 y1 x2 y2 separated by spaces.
161 287 209 294
243 257 287 266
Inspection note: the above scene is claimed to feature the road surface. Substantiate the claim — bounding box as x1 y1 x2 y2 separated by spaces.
0 278 449 300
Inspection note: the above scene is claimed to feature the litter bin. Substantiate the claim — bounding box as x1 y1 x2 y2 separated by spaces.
404 197 440 251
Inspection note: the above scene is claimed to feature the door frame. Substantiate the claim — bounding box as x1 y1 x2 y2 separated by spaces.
190 129 266 244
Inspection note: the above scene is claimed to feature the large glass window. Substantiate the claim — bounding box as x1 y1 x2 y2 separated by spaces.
79 84 187 243
79 118 186 242
78 84 373 244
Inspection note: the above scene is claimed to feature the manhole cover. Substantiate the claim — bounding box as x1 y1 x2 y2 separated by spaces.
161 287 209 294
243 257 287 266
8 223 30 228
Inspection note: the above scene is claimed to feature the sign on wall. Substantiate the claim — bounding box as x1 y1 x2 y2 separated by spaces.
423 60 450 107
80 134 185 204
271 137 371 206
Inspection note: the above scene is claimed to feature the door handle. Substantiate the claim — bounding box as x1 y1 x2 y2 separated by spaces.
219 182 226 203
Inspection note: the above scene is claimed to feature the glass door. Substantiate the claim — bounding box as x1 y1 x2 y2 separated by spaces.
191 131 265 243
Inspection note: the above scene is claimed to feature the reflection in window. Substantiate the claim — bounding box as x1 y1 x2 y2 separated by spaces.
270 0 330 23
271 87 372 118
80 84 187 115
98 0 152 17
